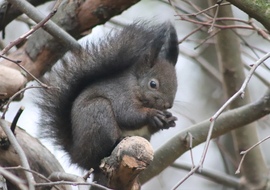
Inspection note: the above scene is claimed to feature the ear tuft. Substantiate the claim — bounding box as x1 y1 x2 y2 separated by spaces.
145 22 179 67
158 22 179 65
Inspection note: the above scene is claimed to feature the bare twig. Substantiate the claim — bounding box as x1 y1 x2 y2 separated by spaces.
0 119 35 190
44 172 112 190
1 9 57 55
140 90 270 184
187 132 195 168
198 121 215 169
5 166 60 190
249 19 270 41
235 135 270 174
194 28 221 49
171 165 200 190
171 161 240 188
5 166 61 190
243 61 270 87
82 168 94 181
36 181 111 190
181 0 229 19
0 55 48 87
7 0 80 51
200 52 270 167
10 107 24 134
177 16 254 30
179 25 204 44
211 51 270 121
0 166 27 190
170 51 270 188
208 3 220 33
1 86 43 119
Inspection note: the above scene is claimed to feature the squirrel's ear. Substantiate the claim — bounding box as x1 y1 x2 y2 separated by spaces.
158 23 179 65
147 23 179 67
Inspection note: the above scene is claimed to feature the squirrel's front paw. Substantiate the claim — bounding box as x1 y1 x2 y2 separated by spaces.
149 110 177 129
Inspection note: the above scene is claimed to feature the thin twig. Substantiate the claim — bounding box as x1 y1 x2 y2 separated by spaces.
0 55 48 87
198 121 215 170
1 9 57 55
199 51 270 168
49 172 90 190
7 0 80 51
171 161 240 188
0 166 27 190
5 166 61 190
208 4 220 33
235 135 270 174
180 1 230 18
1 85 43 119
171 165 200 190
177 16 253 30
52 0 62 10
179 25 204 44
211 51 270 121
36 180 111 190
83 168 94 181
194 28 221 49
249 19 270 41
10 107 24 134
187 132 195 168
0 119 35 190
171 51 270 188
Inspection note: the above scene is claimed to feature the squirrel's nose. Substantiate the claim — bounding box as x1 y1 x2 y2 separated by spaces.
164 102 172 109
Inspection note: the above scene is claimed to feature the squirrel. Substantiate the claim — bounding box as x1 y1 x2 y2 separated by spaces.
38 21 179 174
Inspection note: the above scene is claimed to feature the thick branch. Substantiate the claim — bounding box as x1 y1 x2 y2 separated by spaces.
1 0 140 80
0 119 34 190
0 122 70 190
100 136 153 190
7 0 80 51
140 90 270 183
0 0 49 31
227 0 270 32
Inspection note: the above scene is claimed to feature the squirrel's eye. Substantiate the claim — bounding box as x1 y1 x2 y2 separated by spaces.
148 79 159 90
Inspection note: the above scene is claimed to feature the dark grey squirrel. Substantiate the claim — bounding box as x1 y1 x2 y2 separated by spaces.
38 21 179 173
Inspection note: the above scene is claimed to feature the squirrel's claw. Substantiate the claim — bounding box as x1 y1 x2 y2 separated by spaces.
150 110 177 129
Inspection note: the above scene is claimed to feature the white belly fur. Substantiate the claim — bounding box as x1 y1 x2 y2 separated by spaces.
121 125 150 138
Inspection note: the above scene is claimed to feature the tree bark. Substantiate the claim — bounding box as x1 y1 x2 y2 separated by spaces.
227 0 270 32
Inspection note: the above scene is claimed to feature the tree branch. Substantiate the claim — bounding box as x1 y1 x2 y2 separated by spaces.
140 89 270 183
211 2 268 189
0 124 69 190
0 0 49 31
171 162 240 188
226 0 270 32
6 0 80 51
0 119 35 190
1 0 140 95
